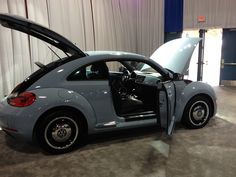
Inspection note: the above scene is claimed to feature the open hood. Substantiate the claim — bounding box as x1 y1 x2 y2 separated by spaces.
0 13 86 57
150 38 201 74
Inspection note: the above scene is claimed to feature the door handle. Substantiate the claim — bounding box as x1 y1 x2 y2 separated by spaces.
224 63 236 66
221 59 236 69
102 90 108 94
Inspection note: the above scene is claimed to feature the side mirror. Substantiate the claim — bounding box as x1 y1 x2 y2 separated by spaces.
173 73 183 80
167 72 173 79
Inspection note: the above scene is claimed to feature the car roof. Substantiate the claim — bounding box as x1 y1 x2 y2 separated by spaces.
86 51 147 59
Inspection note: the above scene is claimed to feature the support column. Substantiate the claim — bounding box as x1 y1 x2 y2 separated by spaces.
197 29 207 81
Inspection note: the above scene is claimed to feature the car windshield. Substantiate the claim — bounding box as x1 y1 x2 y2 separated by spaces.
124 61 158 73
122 61 162 78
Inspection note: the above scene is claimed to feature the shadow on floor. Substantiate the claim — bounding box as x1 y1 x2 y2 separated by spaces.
2 122 186 154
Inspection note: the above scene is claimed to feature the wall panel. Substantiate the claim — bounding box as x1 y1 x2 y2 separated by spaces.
184 0 236 29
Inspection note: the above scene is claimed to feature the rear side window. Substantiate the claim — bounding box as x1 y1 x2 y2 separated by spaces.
11 56 80 94
11 61 58 94
68 61 109 81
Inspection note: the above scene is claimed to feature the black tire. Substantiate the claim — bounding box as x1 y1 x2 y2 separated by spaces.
182 96 212 129
36 110 85 154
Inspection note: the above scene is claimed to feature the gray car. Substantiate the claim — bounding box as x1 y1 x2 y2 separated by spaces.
0 14 217 154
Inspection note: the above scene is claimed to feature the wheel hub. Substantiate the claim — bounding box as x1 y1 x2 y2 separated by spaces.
192 106 205 120
188 100 210 126
52 123 72 142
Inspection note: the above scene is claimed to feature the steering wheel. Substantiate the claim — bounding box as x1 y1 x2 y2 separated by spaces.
121 69 130 82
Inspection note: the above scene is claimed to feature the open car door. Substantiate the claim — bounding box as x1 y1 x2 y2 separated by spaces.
159 81 176 135
152 38 202 135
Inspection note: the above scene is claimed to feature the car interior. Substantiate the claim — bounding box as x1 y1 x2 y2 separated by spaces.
68 60 162 121
92 61 160 120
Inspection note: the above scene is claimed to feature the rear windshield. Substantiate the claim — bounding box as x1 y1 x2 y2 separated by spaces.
11 56 79 94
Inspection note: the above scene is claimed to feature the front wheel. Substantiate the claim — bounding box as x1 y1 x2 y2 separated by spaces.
37 110 84 154
182 96 212 129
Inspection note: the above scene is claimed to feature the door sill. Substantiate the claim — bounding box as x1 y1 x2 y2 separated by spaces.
122 111 157 122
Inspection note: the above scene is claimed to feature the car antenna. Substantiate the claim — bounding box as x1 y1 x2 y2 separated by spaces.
47 45 62 60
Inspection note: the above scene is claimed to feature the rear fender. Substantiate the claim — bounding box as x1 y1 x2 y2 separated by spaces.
29 88 97 133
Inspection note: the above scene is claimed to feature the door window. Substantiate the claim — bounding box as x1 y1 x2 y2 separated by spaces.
68 62 109 81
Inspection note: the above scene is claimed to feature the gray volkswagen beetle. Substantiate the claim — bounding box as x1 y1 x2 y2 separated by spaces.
0 14 216 154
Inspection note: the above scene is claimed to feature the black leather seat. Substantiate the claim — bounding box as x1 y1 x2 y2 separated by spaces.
119 96 144 114
111 85 144 115
88 62 109 80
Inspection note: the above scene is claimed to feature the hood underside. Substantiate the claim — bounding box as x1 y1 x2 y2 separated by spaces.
150 38 201 74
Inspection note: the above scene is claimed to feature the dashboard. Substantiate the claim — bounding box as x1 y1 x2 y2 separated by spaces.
132 71 162 86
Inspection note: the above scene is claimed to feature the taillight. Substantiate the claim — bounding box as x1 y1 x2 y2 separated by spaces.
7 92 36 107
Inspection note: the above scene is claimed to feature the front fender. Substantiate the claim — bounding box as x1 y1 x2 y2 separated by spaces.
175 81 217 122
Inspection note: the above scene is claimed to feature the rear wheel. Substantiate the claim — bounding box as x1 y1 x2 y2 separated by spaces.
37 110 84 154
182 96 212 129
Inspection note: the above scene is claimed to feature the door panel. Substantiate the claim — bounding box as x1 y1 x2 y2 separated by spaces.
220 29 236 85
66 80 117 123
160 81 176 135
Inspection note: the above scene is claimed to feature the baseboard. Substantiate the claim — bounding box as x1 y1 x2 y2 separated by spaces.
220 80 236 86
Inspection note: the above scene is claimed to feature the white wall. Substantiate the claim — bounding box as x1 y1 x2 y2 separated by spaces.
184 0 236 29
0 0 31 97
0 0 164 98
